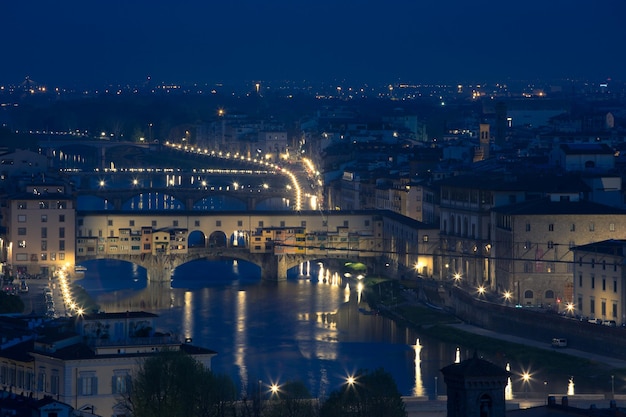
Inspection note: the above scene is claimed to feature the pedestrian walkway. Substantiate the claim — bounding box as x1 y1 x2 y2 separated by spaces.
448 322 626 369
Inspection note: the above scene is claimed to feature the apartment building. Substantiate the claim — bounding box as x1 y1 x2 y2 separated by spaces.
4 184 76 277
0 312 216 417
572 239 626 324
492 197 626 310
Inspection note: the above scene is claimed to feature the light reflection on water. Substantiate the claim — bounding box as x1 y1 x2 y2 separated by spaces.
74 258 591 399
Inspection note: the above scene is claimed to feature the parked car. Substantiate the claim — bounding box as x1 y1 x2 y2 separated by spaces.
602 320 617 327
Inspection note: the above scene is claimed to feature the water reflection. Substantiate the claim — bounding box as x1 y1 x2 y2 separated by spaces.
568 377 575 396
413 338 424 397
74 258 596 399
505 363 513 400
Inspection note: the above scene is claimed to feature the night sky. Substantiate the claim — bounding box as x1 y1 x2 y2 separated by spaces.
3 0 625 87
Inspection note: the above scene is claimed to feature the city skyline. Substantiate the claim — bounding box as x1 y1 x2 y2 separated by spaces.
3 0 625 88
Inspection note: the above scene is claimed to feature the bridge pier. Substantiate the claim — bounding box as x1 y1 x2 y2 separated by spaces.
260 255 288 281
144 254 174 282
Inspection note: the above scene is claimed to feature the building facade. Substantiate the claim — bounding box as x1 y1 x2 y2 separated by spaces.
4 184 76 277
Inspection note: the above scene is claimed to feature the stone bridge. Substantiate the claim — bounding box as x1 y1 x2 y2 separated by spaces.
77 247 375 282
74 187 292 210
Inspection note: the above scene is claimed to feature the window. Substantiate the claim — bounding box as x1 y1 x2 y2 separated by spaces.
112 371 131 394
152 220 157 227
59 227 65 238
280 221 285 227
602 260 606 270
601 301 606 316
59 240 65 251
130 220 135 227
50 371 59 395
18 202 27 209
78 373 98 396
590 299 595 314
108 220 113 226
41 215 48 223
570 223 575 232
548 224 554 231
41 240 47 251
59 253 65 260
59 214 65 222
301 221 307 227
614 280 618 293
591 275 595 289
238 220 243 227
18 240 26 248
610 223 616 232
547 241 554 249
39 201 49 209
37 369 46 392
613 303 618 318
578 297 583 313
16 253 28 261
423 235 429 242
216 220 222 227
578 274 582 287
602 278 606 291
194 220 200 227
589 222 595 231
343 220 349 227
524 290 533 299
41 227 47 238
18 215 26 222
173 220 179 227
18 227 26 235
525 223 531 232
258 221 264 228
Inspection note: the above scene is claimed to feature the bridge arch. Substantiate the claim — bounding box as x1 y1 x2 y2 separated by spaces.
255 197 291 210
193 196 246 211
122 192 185 210
76 195 115 210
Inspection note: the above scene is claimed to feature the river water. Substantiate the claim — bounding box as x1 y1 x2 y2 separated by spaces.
73 259 597 400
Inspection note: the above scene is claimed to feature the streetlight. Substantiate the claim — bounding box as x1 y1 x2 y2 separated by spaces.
566 302 575 317
503 291 512 305
521 371 531 398
453 272 461 285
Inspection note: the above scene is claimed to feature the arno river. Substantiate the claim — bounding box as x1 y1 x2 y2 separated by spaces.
73 258 592 400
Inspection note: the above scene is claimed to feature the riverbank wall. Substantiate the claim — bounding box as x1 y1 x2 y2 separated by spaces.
432 282 626 362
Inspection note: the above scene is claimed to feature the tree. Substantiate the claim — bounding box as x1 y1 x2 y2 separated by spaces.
120 349 237 417
319 368 406 417
264 380 317 417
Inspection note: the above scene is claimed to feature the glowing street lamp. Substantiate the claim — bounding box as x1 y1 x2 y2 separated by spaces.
566 302 575 316
503 291 512 304
477 286 486 297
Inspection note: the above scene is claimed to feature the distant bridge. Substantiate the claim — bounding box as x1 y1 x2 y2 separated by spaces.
74 186 293 210
76 247 375 282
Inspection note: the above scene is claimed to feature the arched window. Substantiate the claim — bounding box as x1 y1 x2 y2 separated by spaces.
545 290 555 299
524 290 534 299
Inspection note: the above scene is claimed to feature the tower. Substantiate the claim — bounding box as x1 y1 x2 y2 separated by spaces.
441 352 509 417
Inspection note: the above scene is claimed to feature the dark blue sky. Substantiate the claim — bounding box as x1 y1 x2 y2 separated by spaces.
3 0 625 87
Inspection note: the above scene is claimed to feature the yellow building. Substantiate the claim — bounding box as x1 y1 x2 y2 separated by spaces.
5 184 76 277
572 239 626 325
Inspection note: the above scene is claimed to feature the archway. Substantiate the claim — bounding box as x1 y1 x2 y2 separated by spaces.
208 231 227 248
188 230 206 248
122 193 185 210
